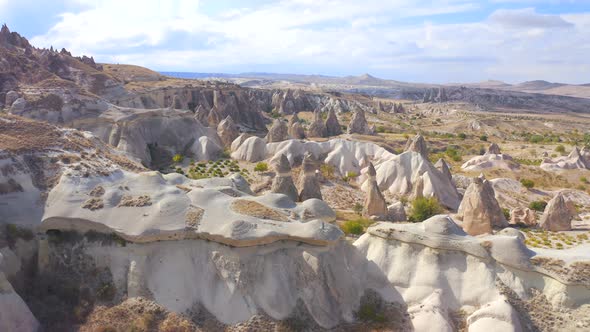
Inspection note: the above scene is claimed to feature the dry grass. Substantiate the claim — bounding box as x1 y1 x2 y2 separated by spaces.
522 228 590 249
230 199 289 222
80 298 198 332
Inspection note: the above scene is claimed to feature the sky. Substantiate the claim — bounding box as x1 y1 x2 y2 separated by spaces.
1 0 590 83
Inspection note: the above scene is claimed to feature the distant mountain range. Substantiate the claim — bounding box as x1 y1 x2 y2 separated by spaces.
161 71 590 99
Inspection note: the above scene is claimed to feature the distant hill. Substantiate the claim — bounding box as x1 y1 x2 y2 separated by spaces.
514 80 566 91
160 72 237 79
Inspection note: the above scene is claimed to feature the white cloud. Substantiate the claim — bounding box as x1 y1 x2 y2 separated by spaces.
28 0 590 83
489 8 573 28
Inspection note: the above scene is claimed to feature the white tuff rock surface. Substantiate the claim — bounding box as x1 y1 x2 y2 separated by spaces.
266 138 395 176
362 163 388 218
363 150 461 210
269 154 298 202
456 175 508 236
76 107 222 166
539 192 575 231
461 143 519 171
541 146 589 171
266 118 289 143
355 215 590 331
217 115 240 148
41 171 340 246
231 136 267 162
347 109 372 135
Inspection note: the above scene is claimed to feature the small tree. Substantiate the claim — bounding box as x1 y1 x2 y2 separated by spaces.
320 164 335 180
555 145 566 154
340 220 364 235
458 133 467 140
520 178 535 189
408 197 443 222
353 203 363 215
254 162 268 172
479 135 488 142
342 171 358 182
172 154 184 163
529 200 547 212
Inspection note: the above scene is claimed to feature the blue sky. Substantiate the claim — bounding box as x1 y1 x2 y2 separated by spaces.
1 0 590 83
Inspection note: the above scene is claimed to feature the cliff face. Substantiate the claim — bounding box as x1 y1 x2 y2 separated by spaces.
112 85 271 131
0 25 120 100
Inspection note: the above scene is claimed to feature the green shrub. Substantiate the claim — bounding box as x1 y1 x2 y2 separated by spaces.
458 133 467 140
320 164 335 179
445 146 462 162
254 162 268 172
408 197 443 222
353 203 363 215
529 135 544 143
356 303 386 323
340 220 364 235
343 171 358 182
5 223 34 242
581 176 588 184
502 208 511 220
479 135 488 142
270 110 281 118
529 200 547 212
555 145 566 154
172 154 184 163
520 179 535 189
220 149 231 159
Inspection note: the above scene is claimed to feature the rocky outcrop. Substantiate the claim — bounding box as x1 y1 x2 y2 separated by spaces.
42 170 338 246
387 202 407 221
231 136 267 162
0 251 40 332
487 142 501 155
436 87 448 102
194 105 209 126
391 103 405 114
217 115 240 148
539 192 575 231
362 163 388 219
422 87 448 103
269 154 298 202
298 153 323 201
365 141 460 210
266 119 289 143
347 109 372 135
4 91 18 108
456 175 508 236
404 134 428 158
170 95 181 109
230 133 251 152
75 108 222 167
207 106 223 127
355 216 590 331
462 143 519 171
307 110 327 138
266 138 396 178
287 113 305 139
435 158 453 181
9 98 26 113
510 207 536 226
541 146 589 171
325 108 342 136
273 89 309 115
